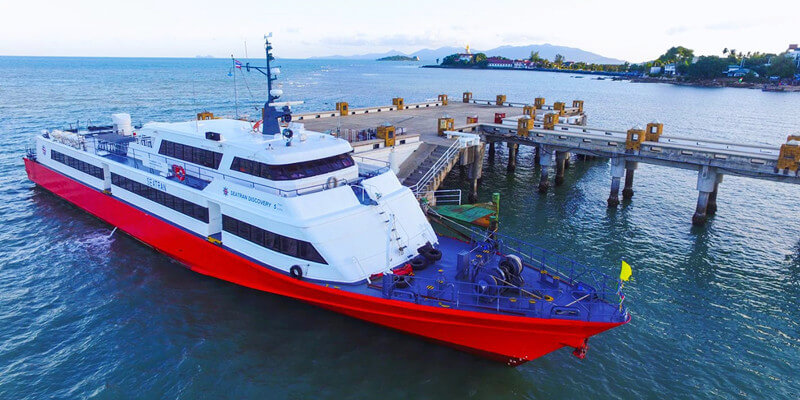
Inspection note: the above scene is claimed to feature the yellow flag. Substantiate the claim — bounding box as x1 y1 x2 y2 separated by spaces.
620 260 632 281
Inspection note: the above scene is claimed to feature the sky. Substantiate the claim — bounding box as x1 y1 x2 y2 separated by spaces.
0 0 797 62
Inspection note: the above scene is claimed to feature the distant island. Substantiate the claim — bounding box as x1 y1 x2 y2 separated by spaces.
377 55 420 61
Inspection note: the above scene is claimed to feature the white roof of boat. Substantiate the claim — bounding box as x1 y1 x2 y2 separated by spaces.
141 119 354 165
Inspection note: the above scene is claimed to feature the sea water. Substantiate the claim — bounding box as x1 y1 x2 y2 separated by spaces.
0 57 798 399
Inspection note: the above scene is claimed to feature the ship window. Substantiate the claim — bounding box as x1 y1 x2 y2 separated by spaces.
230 153 355 181
110 173 209 223
51 150 104 180
158 140 223 169
221 215 327 264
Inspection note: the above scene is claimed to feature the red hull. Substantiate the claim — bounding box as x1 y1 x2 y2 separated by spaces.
25 158 627 365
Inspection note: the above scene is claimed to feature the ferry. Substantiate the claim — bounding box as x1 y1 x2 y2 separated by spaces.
22 38 629 365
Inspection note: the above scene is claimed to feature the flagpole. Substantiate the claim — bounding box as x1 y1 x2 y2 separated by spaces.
231 55 239 119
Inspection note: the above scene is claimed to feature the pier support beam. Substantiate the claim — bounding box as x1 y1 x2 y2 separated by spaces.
622 161 638 199
555 151 567 186
607 157 625 207
533 145 540 165
563 152 571 169
507 143 518 172
692 166 718 226
538 147 554 193
488 141 495 159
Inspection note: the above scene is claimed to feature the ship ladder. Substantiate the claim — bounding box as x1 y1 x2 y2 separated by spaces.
375 200 407 253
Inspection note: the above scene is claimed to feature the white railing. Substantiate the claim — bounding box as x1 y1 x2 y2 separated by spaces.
409 140 462 197
444 131 481 147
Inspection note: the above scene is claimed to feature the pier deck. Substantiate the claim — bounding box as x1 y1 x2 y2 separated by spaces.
290 95 800 225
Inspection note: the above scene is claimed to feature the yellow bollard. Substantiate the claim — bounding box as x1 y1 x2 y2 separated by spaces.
437 117 454 136
335 102 349 116
438 94 448 106
523 105 535 118
572 100 584 113
517 117 534 137
197 111 214 120
392 97 405 110
534 97 545 109
777 135 800 171
377 124 396 147
543 113 558 130
553 102 565 116
496 94 506 106
626 128 646 151
646 122 663 142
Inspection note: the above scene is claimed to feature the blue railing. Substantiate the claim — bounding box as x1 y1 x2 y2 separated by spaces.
380 273 626 322
469 230 622 305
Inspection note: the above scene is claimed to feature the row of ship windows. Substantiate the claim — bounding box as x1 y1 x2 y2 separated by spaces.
49 146 326 265
222 215 327 264
51 150 104 180
158 140 223 169
157 139 354 182
110 173 210 223
231 153 355 181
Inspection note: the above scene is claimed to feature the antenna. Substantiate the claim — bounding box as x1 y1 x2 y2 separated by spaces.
238 34 292 135
231 55 239 119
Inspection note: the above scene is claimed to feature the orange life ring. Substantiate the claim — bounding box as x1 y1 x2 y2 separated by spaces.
172 164 186 181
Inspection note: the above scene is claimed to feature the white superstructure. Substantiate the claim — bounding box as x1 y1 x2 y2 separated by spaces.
36 116 437 284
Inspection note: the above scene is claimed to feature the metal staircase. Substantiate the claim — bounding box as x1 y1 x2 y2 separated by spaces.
404 140 462 197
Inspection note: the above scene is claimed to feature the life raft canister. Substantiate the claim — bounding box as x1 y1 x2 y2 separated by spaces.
172 164 186 181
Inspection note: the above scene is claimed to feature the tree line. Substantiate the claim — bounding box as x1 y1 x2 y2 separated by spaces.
439 46 799 81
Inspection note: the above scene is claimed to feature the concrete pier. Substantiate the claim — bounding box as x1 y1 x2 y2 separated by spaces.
692 166 719 225
289 94 800 226
622 161 638 199
538 147 554 193
608 157 625 207
555 151 567 186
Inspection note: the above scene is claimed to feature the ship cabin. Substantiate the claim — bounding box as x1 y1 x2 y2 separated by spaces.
34 116 437 285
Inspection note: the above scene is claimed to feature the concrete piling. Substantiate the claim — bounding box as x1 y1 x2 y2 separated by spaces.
707 175 722 215
563 152 571 169
622 161 638 199
507 143 518 172
538 147 554 193
607 157 625 207
467 144 485 203
533 145 540 165
692 166 718 225
488 141 495 159
555 151 567 186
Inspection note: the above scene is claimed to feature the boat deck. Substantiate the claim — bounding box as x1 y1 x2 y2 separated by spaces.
344 234 627 324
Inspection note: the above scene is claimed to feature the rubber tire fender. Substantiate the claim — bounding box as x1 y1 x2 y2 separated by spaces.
289 265 303 279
